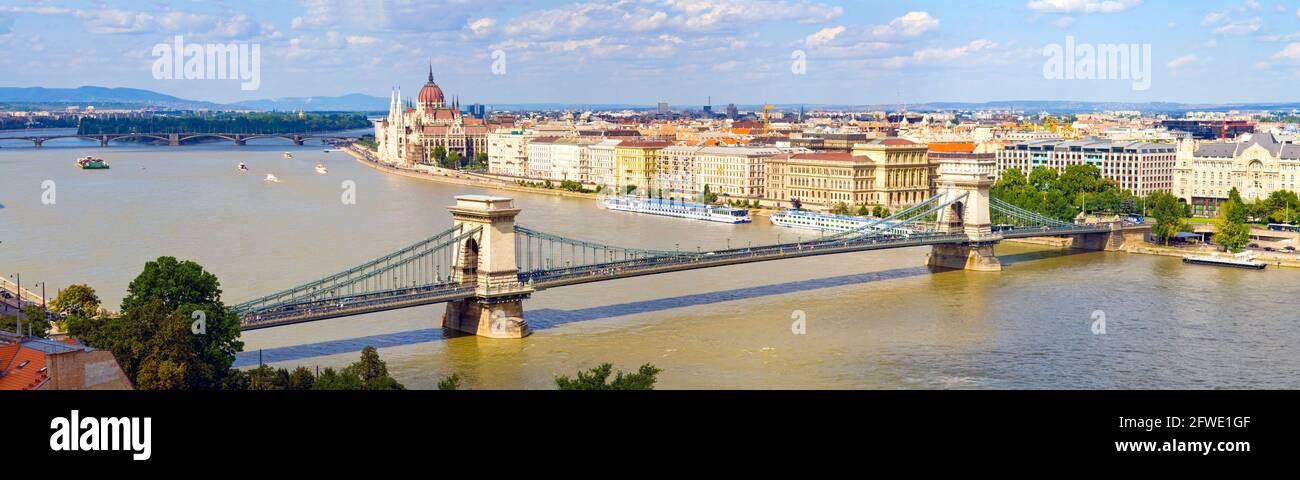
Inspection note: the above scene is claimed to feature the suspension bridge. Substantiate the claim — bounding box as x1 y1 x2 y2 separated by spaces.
231 153 1148 336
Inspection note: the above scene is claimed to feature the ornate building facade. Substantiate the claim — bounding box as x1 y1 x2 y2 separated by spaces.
375 67 491 166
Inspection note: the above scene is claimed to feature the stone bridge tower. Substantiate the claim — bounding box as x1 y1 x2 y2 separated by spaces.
442 195 534 338
927 151 1003 272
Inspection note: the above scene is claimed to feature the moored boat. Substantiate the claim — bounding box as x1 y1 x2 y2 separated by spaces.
74 156 110 170
1182 252 1267 269
600 196 750 224
770 209 912 236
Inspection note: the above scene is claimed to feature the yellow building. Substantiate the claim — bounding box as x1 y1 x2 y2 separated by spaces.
614 141 673 195
852 138 934 207
771 138 937 211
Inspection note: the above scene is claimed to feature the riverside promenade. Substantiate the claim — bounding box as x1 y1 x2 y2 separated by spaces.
341 145 600 200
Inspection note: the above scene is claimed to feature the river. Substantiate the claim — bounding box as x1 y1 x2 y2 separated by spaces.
2 134 1298 389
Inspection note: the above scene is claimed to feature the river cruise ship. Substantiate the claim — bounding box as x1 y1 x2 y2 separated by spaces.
770 210 913 236
600 196 750 224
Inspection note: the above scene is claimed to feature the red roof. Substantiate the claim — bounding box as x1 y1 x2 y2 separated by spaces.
879 138 915 145
0 343 48 390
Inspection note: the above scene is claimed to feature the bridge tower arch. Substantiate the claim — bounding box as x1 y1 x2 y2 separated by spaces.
927 151 1003 272
442 195 534 338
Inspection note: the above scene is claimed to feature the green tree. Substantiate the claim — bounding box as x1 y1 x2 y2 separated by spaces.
1215 188 1252 252
1028 166 1059 191
313 367 363 390
830 202 851 215
1 304 51 337
555 363 662 390
287 366 316 390
1146 191 1190 245
78 257 244 390
446 150 462 169
50 284 101 320
432 145 447 167
437 373 462 391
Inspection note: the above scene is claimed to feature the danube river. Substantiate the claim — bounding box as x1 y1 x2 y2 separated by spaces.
3 135 1299 389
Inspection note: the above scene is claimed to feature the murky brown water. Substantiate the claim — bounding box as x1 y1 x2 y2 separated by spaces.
4 135 1299 389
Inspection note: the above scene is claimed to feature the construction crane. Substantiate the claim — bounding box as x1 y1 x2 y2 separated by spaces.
762 104 776 135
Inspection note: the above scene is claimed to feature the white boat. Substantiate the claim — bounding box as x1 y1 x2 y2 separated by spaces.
264 174 280 183
238 162 248 172
314 164 328 174
600 196 750 224
770 210 912 236
283 152 293 159
1182 252 1267 269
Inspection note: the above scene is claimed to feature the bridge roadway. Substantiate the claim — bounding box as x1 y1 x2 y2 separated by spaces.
240 224 1131 330
0 132 360 147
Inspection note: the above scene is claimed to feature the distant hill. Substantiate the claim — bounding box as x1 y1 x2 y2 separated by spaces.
0 86 224 109
231 93 389 112
5 86 1300 114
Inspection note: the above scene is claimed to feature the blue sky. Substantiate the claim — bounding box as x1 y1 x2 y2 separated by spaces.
3 0 1300 105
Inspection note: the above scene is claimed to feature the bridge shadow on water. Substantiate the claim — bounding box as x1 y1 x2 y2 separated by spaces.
233 266 936 368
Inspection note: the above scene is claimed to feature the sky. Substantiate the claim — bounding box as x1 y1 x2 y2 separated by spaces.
3 0 1300 106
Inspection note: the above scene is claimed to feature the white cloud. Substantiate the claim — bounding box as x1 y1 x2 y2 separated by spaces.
1201 12 1227 26
468 17 495 37
896 39 998 66
345 35 378 46
1213 17 1262 34
868 11 940 37
1025 0 1142 14
1166 54 1199 69
1274 42 1300 60
805 26 845 45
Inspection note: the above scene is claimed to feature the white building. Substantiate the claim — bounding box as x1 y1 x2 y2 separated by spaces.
526 137 560 180
487 129 533 178
587 139 622 191
655 145 705 199
1174 133 1300 217
695 146 779 198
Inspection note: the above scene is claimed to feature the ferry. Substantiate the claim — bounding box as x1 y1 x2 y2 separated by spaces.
1182 252 1267 270
74 156 110 170
600 196 750 224
770 209 911 236
283 152 294 159
314 164 328 174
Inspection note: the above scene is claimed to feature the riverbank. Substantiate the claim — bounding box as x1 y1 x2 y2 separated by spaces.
342 145 601 200
1004 237 1300 268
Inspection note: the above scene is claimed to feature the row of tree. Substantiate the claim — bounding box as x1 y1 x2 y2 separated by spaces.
243 346 404 390
77 112 372 135
992 164 1142 222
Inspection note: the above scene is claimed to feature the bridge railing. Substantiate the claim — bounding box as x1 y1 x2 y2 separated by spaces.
232 225 482 317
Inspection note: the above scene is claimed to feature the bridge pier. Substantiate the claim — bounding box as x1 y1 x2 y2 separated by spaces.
928 242 1002 272
1070 223 1150 252
441 195 534 338
33 139 43 148
99 136 109 147
928 150 1003 272
168 133 180 146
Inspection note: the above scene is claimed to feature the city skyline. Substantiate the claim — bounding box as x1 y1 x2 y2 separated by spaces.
6 1 1300 105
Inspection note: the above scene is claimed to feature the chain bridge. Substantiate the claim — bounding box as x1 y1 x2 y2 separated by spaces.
231 154 1147 336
